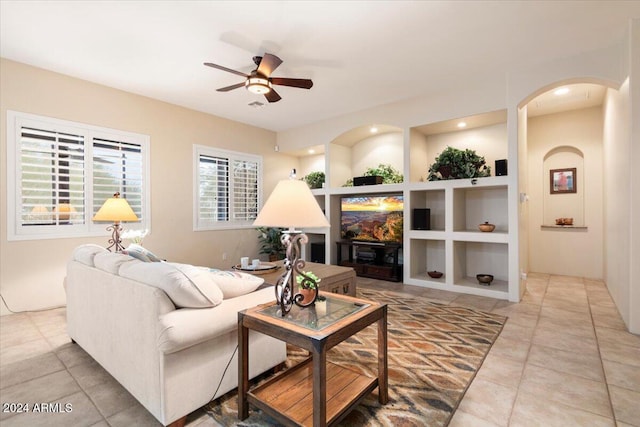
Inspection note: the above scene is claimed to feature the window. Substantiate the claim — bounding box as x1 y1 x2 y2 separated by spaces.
6 111 150 240
194 145 261 230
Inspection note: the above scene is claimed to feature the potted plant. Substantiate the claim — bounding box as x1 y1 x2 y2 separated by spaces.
344 163 404 186
427 147 491 181
303 171 325 189
256 227 286 261
297 270 321 304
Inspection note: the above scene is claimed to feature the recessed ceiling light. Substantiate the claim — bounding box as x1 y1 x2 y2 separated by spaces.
308 149 315 154
457 122 467 128
554 87 570 96
370 127 378 133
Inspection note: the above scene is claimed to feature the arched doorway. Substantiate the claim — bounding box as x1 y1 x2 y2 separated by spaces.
519 81 617 279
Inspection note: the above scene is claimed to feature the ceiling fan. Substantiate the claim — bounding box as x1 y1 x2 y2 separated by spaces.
204 53 313 103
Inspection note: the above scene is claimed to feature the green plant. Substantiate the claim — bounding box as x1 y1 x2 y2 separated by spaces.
256 227 285 261
303 171 325 189
344 163 404 186
427 147 491 181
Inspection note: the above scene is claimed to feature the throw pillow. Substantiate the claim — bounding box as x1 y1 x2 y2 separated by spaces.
120 244 162 262
207 269 264 299
94 251 139 275
119 261 223 308
72 244 106 266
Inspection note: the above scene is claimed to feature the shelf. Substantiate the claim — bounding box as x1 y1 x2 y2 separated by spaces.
409 239 445 282
541 225 588 231
249 359 377 427
453 240 508 287
453 276 509 298
328 183 405 195
453 185 508 233
408 189 445 231
451 231 508 243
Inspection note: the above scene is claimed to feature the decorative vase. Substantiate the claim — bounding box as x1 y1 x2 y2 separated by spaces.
299 288 316 305
478 222 495 232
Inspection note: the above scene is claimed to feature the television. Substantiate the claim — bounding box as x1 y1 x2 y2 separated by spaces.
340 194 404 242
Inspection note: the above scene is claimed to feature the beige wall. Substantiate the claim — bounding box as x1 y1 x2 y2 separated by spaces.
603 81 632 329
351 132 403 178
0 59 295 314
527 107 604 279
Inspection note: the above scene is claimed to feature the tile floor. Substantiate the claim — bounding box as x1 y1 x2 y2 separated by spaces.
1 273 639 426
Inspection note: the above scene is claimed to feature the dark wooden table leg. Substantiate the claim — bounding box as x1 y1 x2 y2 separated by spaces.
312 346 327 427
378 305 389 404
238 313 250 420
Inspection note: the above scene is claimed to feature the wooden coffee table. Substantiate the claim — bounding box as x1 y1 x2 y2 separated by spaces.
256 261 357 297
238 293 388 427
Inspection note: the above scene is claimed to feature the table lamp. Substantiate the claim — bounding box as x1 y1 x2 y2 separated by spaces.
93 192 139 252
253 172 330 315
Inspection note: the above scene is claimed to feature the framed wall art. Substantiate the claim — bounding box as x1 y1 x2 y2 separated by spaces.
550 168 576 194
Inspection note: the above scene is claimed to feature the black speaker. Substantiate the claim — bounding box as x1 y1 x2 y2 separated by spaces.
495 159 508 176
353 176 383 186
412 208 431 230
310 242 325 263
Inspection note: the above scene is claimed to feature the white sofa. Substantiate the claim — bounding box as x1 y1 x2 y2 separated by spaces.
65 244 287 426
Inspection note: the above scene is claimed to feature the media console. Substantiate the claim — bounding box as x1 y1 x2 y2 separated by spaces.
336 240 403 282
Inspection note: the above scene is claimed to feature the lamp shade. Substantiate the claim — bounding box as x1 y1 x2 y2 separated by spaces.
93 195 138 222
253 179 330 229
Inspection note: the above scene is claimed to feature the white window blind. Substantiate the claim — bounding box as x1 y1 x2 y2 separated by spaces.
19 127 86 226
92 137 145 221
194 145 261 230
7 111 150 240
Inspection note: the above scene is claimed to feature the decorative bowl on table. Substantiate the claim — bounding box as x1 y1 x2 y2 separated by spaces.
427 271 443 278
476 274 494 286
555 217 574 225
478 222 495 232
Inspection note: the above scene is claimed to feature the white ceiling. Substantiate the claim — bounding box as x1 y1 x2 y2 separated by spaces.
1 1 639 132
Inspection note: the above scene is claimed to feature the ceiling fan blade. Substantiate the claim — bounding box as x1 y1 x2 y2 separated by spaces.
216 82 246 92
270 77 313 89
264 88 282 103
204 62 249 78
257 53 283 77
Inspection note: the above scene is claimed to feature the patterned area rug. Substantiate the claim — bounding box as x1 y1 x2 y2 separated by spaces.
206 288 506 426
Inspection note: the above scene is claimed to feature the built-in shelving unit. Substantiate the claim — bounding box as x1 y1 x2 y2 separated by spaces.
405 176 510 299
293 109 519 301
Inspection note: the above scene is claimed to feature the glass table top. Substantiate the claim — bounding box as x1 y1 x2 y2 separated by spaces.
258 294 370 331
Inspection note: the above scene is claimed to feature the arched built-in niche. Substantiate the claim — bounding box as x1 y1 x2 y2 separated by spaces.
328 124 403 188
542 146 585 226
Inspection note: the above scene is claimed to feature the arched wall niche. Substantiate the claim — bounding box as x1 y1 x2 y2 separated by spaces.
542 146 585 226
328 123 403 188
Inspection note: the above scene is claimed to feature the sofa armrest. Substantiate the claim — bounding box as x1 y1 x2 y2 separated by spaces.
158 286 275 354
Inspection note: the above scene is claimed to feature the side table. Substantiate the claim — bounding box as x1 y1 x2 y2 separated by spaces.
238 293 388 426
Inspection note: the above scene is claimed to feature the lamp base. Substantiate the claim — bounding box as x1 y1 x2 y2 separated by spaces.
274 231 318 316
105 222 125 252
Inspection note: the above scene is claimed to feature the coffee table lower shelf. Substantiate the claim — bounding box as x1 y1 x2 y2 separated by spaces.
248 358 378 427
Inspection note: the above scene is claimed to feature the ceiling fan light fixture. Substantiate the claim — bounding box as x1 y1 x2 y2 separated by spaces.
246 76 271 94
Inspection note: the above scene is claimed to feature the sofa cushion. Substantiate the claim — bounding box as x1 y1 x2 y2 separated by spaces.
157 286 276 354
94 251 140 275
119 261 223 308
72 244 106 266
207 269 264 299
120 244 163 262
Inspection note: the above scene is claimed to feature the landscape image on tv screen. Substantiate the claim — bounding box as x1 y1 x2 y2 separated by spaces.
341 195 404 242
